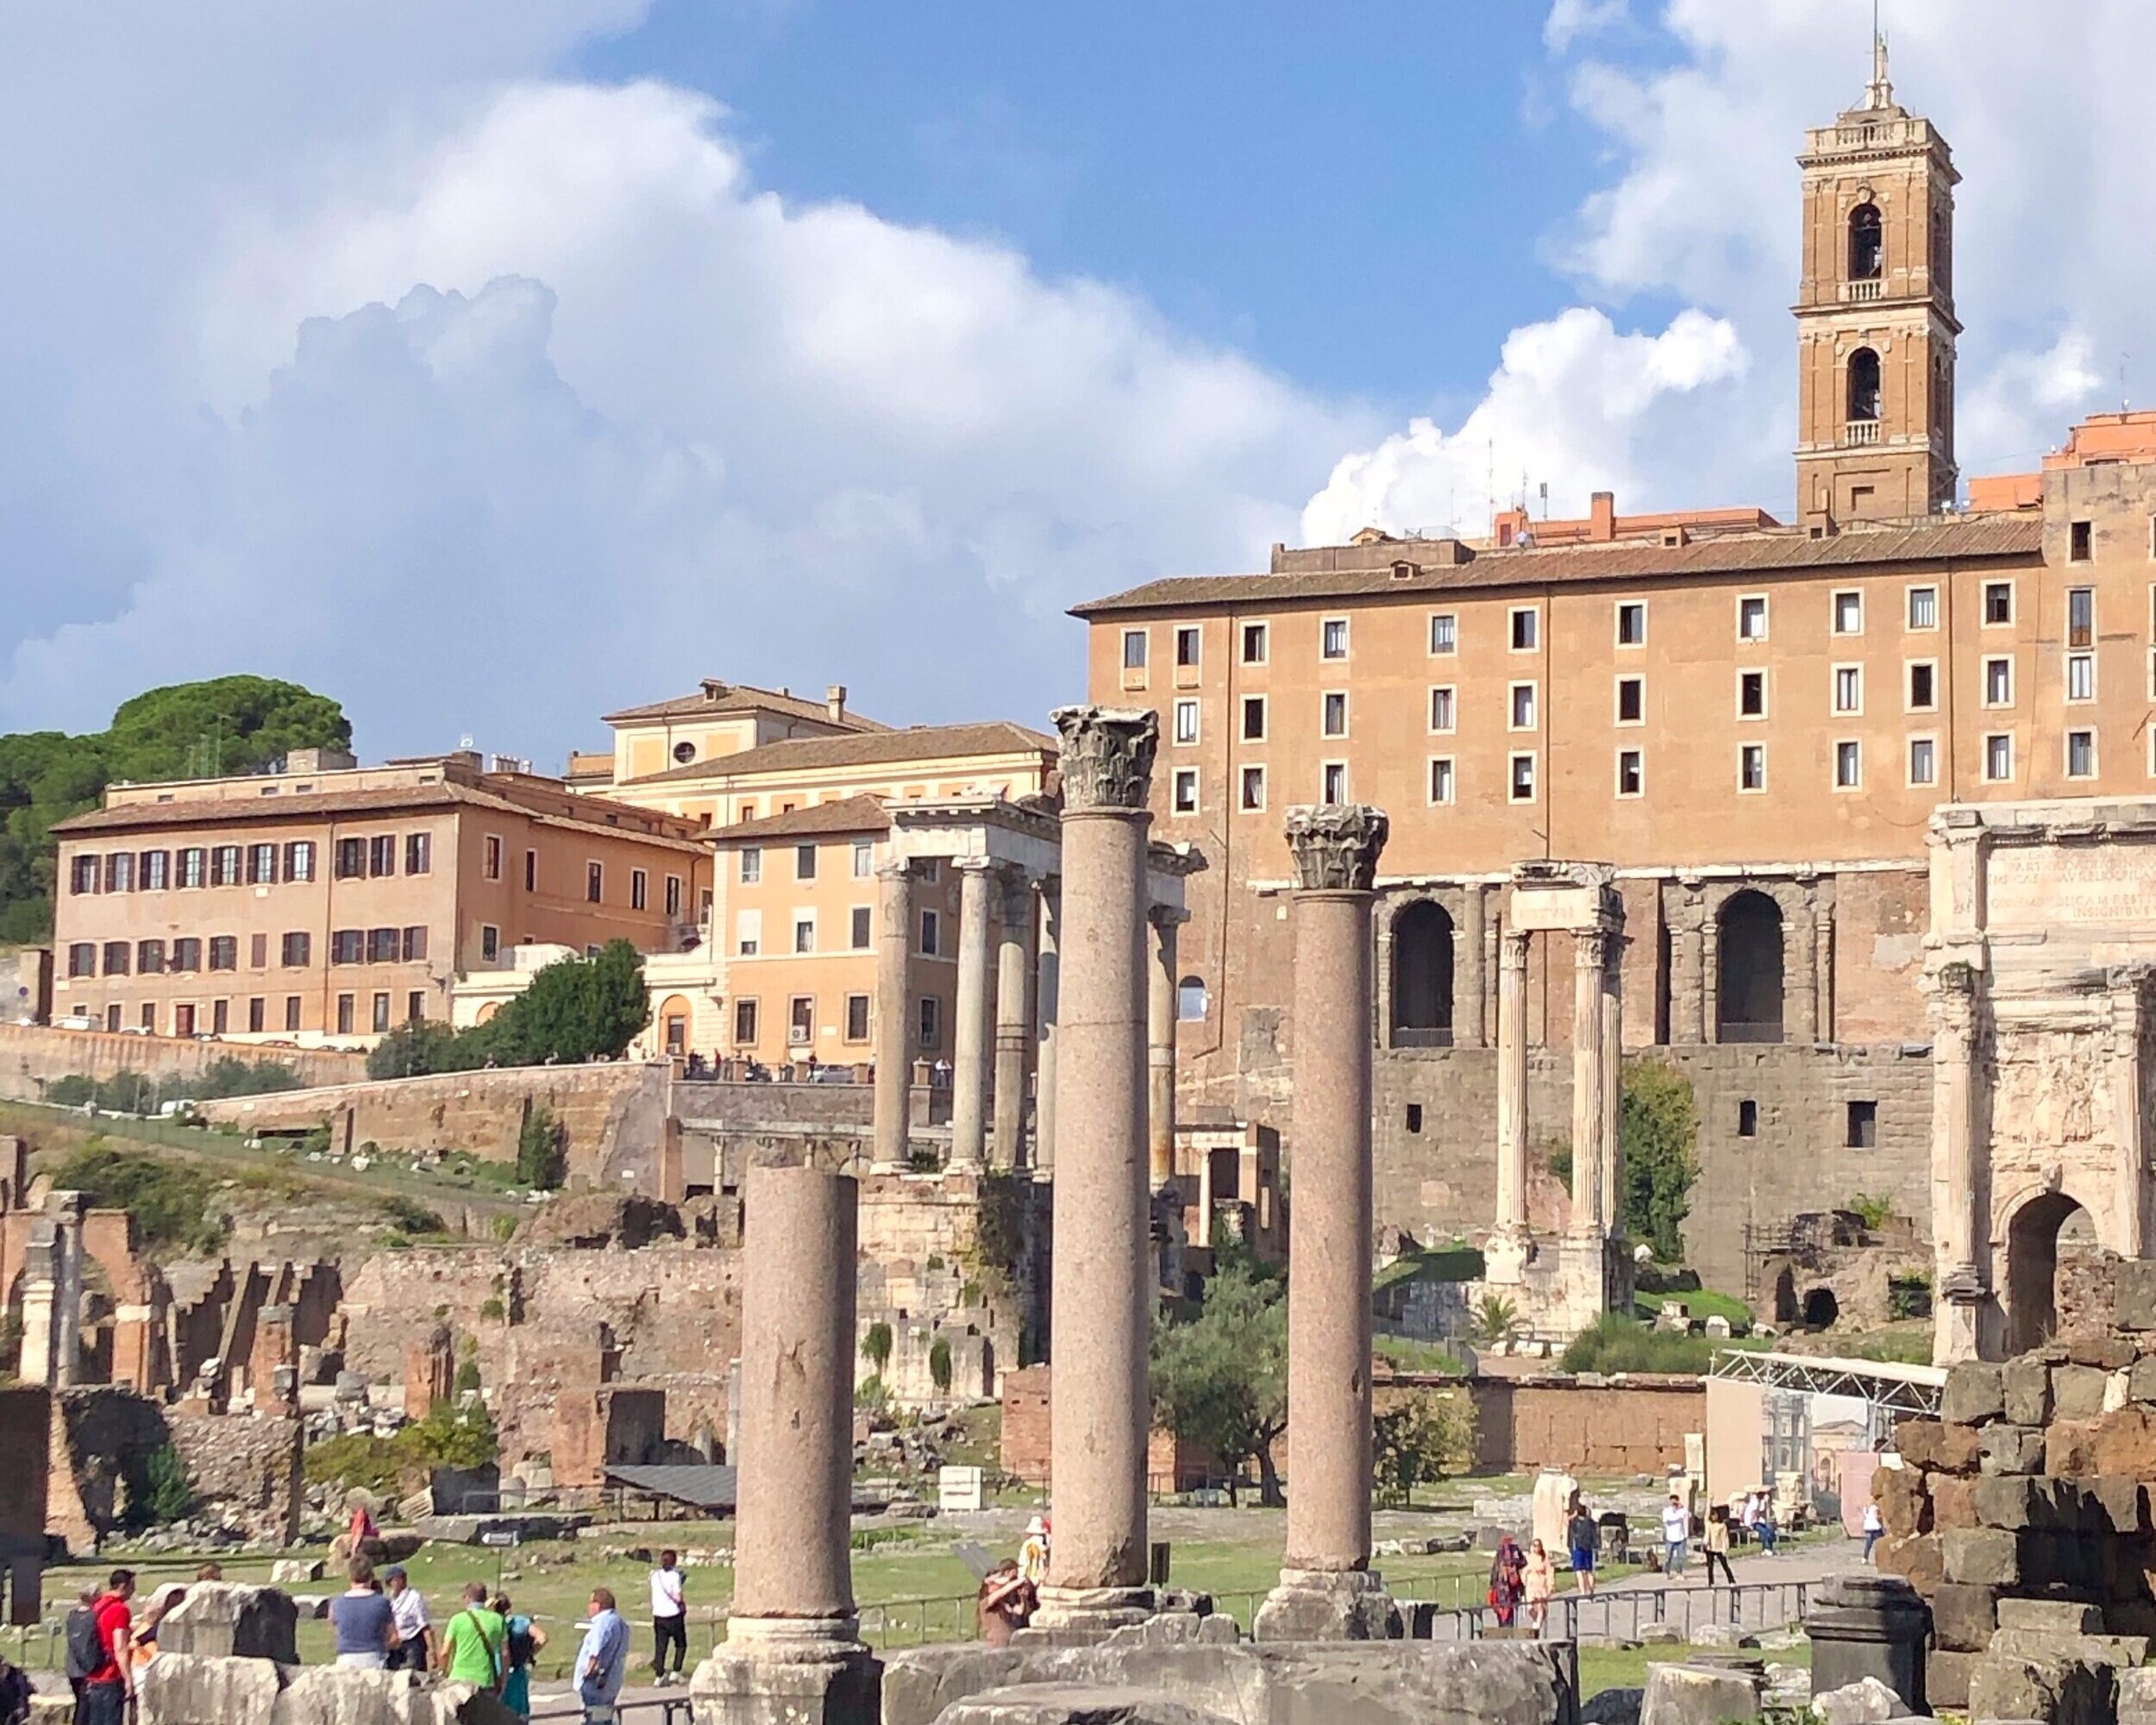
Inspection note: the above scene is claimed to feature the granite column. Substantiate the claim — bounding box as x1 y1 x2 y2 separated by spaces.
1034 882 1061 1182
949 858 996 1170
1146 906 1184 1188
871 862 914 1170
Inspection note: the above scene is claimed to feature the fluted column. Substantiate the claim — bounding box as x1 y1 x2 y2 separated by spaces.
1814 903 1836 1044
1034 881 1061 1182
1931 960 1984 1362
1600 938 1624 1241
1146 906 1184 1188
1256 805 1393 1642
871 862 914 1170
1457 884 1488 1049
1035 705 1158 1634
1700 913 1721 1044
1493 927 1532 1262
993 872 1036 1170
1570 930 1611 1236
949 858 996 1170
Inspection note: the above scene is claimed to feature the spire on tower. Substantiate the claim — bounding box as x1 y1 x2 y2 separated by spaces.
1865 6 1894 110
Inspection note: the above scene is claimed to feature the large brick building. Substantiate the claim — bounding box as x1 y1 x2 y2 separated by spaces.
1073 48 2156 1292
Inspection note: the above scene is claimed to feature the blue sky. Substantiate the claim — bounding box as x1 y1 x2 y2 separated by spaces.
0 2 2140 762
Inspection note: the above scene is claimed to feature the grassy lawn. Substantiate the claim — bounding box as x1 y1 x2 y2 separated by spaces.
1580 1637 1809 1698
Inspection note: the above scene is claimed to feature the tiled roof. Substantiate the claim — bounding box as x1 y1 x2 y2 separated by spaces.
602 681 888 731
1070 516 2044 617
624 721 1057 787
715 795 891 842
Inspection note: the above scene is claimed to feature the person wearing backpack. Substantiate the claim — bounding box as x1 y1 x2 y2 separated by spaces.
492 1592 546 1720
62 1586 100 1712
78 1571 137 1725
437 1582 506 1694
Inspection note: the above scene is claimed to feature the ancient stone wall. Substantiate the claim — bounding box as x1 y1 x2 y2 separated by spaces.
165 1409 303 1545
0 1021 365 1100
0 1386 47 1624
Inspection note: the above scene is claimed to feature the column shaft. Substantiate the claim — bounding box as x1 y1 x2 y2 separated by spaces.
1035 887 1061 1181
731 1164 858 1626
1814 906 1836 1043
1600 947 1624 1239
949 861 996 1169
1457 885 1488 1049
1147 912 1181 1188
1570 932 1608 1233
1495 930 1532 1234
993 875 1035 1170
871 863 913 1170
1700 918 1720 1044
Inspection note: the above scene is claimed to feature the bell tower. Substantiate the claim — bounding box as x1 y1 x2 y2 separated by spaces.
1794 34 1959 528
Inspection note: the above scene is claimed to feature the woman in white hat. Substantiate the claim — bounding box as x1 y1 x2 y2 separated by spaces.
1018 1515 1050 1588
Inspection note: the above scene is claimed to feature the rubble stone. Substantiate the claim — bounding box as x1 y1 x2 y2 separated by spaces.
1979 1426 2046 1476
2004 1358 2055 1427
1925 1650 1977 1712
1930 1476 1977 1531
1966 1654 2115 1725
1873 1534 1941 1590
1639 1665 1758 1725
1929 1583 2001 1653
153 1583 298 1665
1808 1677 1901 1725
1941 1527 2018 1586
2052 1365 2109 1421
1942 1364 2005 1427
2119 1261 2156 1331
2127 1355 2156 1406
2067 1333 2136 1372
1873 1465 1928 1537
2086 1475 2148 1536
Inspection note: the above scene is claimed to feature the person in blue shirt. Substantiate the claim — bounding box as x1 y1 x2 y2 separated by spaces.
574 1588 630 1721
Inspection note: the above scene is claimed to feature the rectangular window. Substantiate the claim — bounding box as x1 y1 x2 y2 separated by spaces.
734 998 760 1045
1615 601 1646 646
103 941 129 977
1835 740 1862 789
523 849 537 892
1321 691 1348 737
137 939 165 975
1909 737 1937 787
1509 606 1539 651
248 998 266 1034
67 943 95 978
1239 764 1266 812
335 837 366 880
1984 734 2013 782
1984 580 2014 625
1739 1099 1758 1137
919 908 940 956
407 991 425 1024
1428 612 1457 655
248 932 267 969
1509 752 1537 802
402 926 429 962
211 844 241 886
741 847 762 884
1615 676 1644 724
794 915 816 955
404 832 430 875
1984 656 2014 706
631 869 649 911
285 996 302 1032
140 850 169 891
787 995 813 1045
1429 687 1455 732
1509 683 1537 730
479 835 501 881
586 861 604 903
280 932 310 968
372 992 391 1033
1739 743 1766 793
1121 629 1148 670
172 937 201 972
1171 768 1199 814
479 925 500 963
1321 762 1347 803
172 1003 193 1038
1833 665 1862 714
1175 624 1200 668
667 873 685 916
794 843 817 881
845 994 871 1042
1846 1101 1878 1149
283 841 314 883
1173 699 1200 744
1739 595 1769 641
736 909 761 956
1242 621 1269 664
248 843 276 885
850 906 872 949
1833 590 1863 635
2070 521 2093 563
211 1000 229 1037
333 994 354 1035
1616 749 1644 797
1417 756 1451 806
1320 617 1349 660
1908 586 1938 630
2068 586 2095 649
104 852 133 893
1240 695 1266 741
70 854 99 895
366 927 398 963
1908 662 1936 710
2068 730 2097 779
368 834 395 878
179 846 205 888
918 995 942 1050
2068 653 2096 702
331 929 361 965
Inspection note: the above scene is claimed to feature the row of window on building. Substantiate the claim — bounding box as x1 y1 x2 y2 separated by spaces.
734 905 949 958
71 839 331 894
67 990 426 1038
65 925 432 979
736 837 879 885
728 992 924 1051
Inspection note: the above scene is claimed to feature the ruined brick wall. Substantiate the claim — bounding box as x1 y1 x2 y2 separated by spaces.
997 1365 1209 1491
1830 869 1929 1042
0 1386 47 1623
165 1410 302 1545
671 1080 874 1130
1467 1377 1706 1474
197 1062 672 1189
0 1021 364 1101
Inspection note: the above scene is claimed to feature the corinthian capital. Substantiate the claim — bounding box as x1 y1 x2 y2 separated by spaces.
1283 804 1389 892
1052 705 1158 812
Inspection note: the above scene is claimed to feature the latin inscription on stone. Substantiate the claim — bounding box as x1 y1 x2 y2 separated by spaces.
1988 844 2156 932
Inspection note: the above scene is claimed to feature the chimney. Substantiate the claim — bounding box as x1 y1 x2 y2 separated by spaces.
825 685 848 723
1589 492 1617 543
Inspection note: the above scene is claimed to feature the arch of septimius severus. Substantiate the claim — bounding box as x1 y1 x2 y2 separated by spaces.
1926 796 2156 1361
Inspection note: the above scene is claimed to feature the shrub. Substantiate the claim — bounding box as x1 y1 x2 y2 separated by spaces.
861 1322 893 1372
1621 1060 1699 1262
928 1336 953 1396
1888 1272 1934 1320
478 1296 506 1322
1372 1393 1477 1505
516 1105 567 1190
1558 1312 1714 1376
453 1359 481 1395
377 1196 447 1238
304 1402 498 1496
1848 1192 1896 1231
1470 1293 1520 1346
138 1443 196 1527
50 1145 227 1254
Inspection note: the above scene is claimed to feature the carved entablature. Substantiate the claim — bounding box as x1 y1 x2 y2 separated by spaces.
1051 705 1158 812
1283 804 1390 893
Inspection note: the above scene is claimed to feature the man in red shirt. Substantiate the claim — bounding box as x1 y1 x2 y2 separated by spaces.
79 1570 136 1725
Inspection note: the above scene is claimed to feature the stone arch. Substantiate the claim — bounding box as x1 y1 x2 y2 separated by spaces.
1998 1185 2099 1357
1848 200 1883 280
1716 889 1785 1043
1389 898 1456 1047
657 994 693 1056
1847 347 1883 423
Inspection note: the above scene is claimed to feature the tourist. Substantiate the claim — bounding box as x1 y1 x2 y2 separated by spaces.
575 1587 631 1722
1862 1496 1885 1562
1660 1493 1691 1578
62 1585 100 1713
77 1570 136 1725
1522 1540 1555 1636
1486 1534 1526 1628
330 1558 398 1670
384 1566 432 1671
439 1581 506 1693
494 1593 546 1720
132 1583 186 1666
1018 1515 1051 1587
977 1560 1033 1646
1757 1496 1780 1556
1739 1490 1761 1548
1702 1507 1737 1584
1564 1499 1599 1596
649 1549 687 1684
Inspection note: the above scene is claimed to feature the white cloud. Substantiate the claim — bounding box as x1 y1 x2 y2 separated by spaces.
1544 0 1628 53
1301 308 1747 544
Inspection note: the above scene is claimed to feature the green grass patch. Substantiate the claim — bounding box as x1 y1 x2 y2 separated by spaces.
49 1142 236 1254
1373 1334 1471 1375
1633 1285 1752 1331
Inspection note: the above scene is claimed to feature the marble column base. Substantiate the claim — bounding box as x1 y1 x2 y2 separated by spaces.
691 1618 880 1725
1483 1229 1532 1286
1018 1585 1155 1644
1252 1568 1398 1643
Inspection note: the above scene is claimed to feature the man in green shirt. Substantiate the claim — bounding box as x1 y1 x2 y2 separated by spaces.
438 1582 505 1691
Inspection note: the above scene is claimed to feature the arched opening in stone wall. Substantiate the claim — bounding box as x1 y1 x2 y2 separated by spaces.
1716 890 1785 1043
1848 201 1883 280
2004 1192 2096 1355
1390 900 1455 1047
1847 347 1883 423
1801 1286 1840 1329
